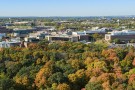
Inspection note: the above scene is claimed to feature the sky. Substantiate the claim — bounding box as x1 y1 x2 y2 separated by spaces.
0 0 135 16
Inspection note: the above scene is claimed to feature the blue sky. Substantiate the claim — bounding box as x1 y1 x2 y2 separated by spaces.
0 0 135 16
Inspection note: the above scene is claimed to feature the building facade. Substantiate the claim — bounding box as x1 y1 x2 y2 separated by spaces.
105 30 135 42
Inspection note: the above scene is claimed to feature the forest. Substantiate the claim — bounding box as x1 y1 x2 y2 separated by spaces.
0 41 135 90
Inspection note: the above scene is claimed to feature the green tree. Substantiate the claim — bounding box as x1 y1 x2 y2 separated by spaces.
48 72 66 84
113 39 121 44
85 82 103 90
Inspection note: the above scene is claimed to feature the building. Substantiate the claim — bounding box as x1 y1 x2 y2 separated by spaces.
0 33 6 39
13 29 36 38
24 37 40 43
92 27 99 30
36 26 56 31
29 31 48 40
72 31 89 41
85 28 106 35
127 43 135 47
0 26 13 33
46 34 79 42
13 21 29 25
0 41 21 48
105 30 135 42
46 30 90 42
72 31 86 36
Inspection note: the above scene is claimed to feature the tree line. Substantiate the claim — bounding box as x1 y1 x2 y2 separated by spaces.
0 41 135 90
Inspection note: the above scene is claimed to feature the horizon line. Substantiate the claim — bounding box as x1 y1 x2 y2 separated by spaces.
0 15 135 18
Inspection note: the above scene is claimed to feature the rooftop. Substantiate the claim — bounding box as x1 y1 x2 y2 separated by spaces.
111 30 135 36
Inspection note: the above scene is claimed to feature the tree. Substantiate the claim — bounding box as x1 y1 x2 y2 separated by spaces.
132 58 135 66
92 33 103 41
68 59 81 70
68 69 87 89
85 82 103 90
0 78 15 90
35 61 54 88
14 76 29 86
113 39 121 44
57 83 70 90
48 72 66 84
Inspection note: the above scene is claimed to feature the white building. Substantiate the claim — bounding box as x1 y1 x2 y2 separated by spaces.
85 28 106 34
72 31 86 36
92 27 99 30
110 30 135 36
